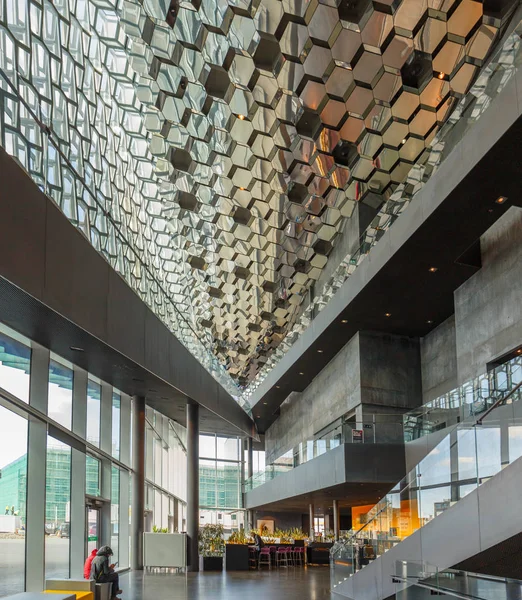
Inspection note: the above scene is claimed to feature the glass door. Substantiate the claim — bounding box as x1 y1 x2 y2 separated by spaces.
86 506 100 556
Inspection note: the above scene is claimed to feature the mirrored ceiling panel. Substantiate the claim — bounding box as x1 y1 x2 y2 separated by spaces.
122 0 512 386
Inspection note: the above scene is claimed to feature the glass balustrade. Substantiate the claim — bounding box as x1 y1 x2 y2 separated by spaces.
330 367 522 589
403 355 522 442
392 561 522 600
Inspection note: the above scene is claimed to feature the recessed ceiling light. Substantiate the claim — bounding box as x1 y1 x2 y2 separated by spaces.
401 138 406 145
263 402 267 405
275 385 280 388
70 346 84 352
299 372 304 375
256 415 261 418
496 196 508 204
341 319 348 324
317 349 323 353
438 72 445 80
385 312 391 317
239 186 245 191
517 348 522 355
427 320 433 324
238 114 246 120
428 266 438 272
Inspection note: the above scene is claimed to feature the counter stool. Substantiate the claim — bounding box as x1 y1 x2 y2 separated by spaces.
276 547 288 568
258 547 271 569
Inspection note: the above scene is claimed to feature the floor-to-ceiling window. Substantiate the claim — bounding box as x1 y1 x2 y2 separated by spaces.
144 407 187 532
199 433 245 532
0 321 133 596
45 436 71 579
0 404 28 597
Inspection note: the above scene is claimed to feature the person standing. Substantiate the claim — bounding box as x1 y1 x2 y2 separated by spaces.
4 505 9 515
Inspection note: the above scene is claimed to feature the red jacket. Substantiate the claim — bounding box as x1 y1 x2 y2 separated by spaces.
84 549 97 579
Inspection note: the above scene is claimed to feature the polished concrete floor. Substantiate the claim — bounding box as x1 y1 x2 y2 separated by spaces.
120 566 332 600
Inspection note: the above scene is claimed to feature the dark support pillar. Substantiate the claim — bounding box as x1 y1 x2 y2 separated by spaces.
187 401 200 572
247 437 253 530
131 396 145 570
333 499 340 541
309 503 315 541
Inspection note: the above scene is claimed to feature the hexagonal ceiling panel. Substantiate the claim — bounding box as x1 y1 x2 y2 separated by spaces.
121 0 512 387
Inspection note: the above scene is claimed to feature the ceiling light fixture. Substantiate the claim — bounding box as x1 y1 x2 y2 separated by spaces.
428 266 438 272
275 385 280 388
427 320 433 324
263 402 267 405
517 348 522 355
70 346 85 352
496 196 508 204
299 372 304 375
385 312 391 317
438 72 445 80
317 349 323 353
238 114 246 120
239 186 245 191
341 319 348 324
401 138 406 145
256 415 261 418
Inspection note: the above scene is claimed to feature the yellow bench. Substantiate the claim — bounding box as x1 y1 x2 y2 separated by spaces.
45 590 94 600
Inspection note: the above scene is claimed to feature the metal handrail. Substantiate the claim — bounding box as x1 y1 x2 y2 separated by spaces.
476 379 522 425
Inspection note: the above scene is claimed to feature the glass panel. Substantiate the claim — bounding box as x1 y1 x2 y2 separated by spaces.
48 359 74 430
45 436 71 579
111 467 119 563
86 455 101 497
111 393 121 460
86 380 101 447
0 329 31 403
476 425 501 480
217 461 239 509
199 434 216 458
216 436 238 460
0 404 28 596
87 507 99 555
199 459 216 508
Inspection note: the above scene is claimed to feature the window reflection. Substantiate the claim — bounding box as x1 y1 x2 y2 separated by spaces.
0 405 28 596
0 328 31 403
45 436 71 579
86 455 100 497
86 380 101 447
48 359 74 430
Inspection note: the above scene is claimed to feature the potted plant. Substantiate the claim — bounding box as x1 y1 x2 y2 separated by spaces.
199 523 225 571
225 530 253 571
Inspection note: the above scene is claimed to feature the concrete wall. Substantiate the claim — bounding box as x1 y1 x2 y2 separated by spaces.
420 315 458 404
265 334 361 464
455 206 522 383
265 332 421 464
359 332 422 415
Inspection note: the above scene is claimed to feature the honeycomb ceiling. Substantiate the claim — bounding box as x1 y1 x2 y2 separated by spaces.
121 0 508 387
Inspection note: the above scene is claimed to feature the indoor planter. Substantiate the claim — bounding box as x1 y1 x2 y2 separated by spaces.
225 531 252 571
199 523 225 571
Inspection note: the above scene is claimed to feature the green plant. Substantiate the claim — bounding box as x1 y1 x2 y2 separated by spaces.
323 529 335 542
152 525 169 533
288 527 307 540
199 523 225 557
227 530 253 545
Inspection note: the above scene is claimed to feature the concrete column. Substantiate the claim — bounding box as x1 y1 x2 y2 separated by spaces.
186 401 199 572
131 396 146 570
119 469 130 569
100 458 112 547
246 437 253 530
309 503 315 541
333 499 340 541
26 345 49 592
70 368 87 578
